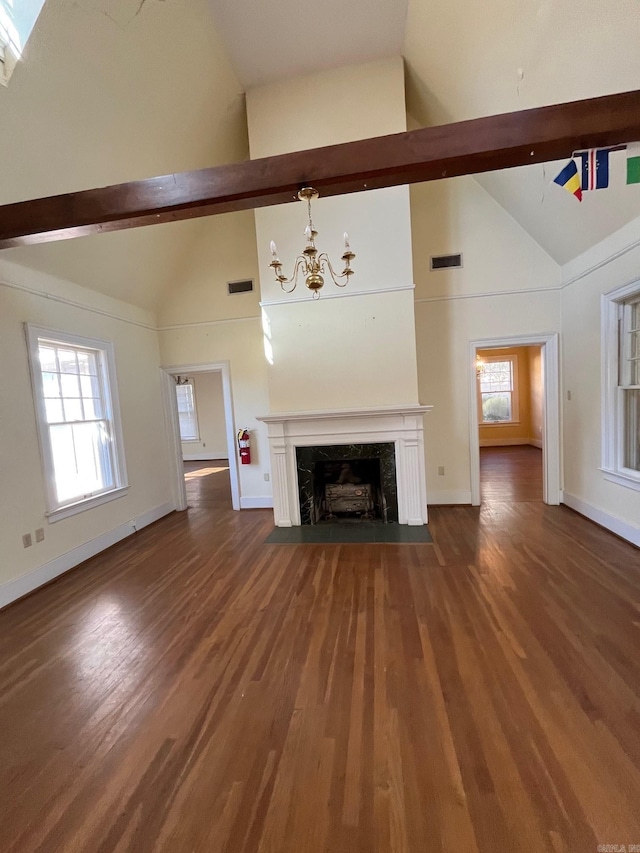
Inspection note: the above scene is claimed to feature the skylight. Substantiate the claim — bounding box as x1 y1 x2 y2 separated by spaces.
0 0 46 85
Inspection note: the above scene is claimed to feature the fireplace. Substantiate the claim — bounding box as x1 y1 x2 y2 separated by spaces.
296 442 398 525
258 405 431 527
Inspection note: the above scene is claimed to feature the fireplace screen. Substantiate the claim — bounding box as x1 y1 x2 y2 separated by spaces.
295 443 398 525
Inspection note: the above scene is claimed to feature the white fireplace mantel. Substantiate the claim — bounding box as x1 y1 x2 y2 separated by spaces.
257 405 432 528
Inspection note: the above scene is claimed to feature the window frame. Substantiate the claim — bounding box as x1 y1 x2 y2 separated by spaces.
477 354 520 426
176 379 200 443
25 324 129 522
602 280 640 491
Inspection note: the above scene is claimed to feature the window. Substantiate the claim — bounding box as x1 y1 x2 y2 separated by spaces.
602 282 640 490
1 0 47 85
478 356 519 424
26 325 128 521
175 380 199 441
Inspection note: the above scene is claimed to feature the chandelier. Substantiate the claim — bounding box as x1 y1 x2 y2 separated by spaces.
269 187 355 299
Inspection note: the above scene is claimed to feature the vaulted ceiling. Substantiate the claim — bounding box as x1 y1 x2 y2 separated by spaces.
1 0 639 309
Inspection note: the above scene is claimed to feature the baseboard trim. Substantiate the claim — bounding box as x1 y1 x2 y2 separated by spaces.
479 438 532 447
240 496 274 510
0 502 174 611
529 439 543 449
562 492 640 548
182 453 229 461
428 490 472 505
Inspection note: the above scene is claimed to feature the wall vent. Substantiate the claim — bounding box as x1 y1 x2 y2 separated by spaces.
430 253 463 270
227 279 254 294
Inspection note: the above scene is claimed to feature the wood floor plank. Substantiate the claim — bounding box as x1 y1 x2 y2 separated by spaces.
1 459 640 851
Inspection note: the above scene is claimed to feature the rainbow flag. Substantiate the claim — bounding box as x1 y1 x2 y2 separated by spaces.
553 160 582 201
627 143 640 184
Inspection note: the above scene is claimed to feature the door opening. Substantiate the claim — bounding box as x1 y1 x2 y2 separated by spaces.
469 335 560 506
161 361 240 512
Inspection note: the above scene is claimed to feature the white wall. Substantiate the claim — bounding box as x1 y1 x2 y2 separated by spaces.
561 217 640 541
181 372 228 460
248 57 419 413
0 259 174 605
411 175 562 503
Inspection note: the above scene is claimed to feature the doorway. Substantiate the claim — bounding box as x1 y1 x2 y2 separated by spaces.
468 334 560 506
476 344 543 502
161 361 240 512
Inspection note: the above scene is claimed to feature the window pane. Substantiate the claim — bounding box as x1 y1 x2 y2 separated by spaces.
60 373 80 398
80 374 100 398
38 346 57 372
57 348 79 374
42 371 61 398
83 398 103 420
624 389 640 471
63 398 83 422
482 392 512 422
176 384 198 440
77 350 98 375
44 398 64 423
50 421 114 503
479 361 513 393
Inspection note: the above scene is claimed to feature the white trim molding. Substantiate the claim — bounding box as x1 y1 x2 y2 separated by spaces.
562 492 640 548
258 405 432 527
428 490 472 505
240 496 274 509
259 283 415 308
182 452 229 462
468 334 561 506
0 502 174 610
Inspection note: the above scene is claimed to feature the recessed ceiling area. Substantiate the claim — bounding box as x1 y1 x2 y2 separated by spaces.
208 0 408 88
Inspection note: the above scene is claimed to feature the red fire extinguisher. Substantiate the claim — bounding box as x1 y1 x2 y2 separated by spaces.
237 429 251 465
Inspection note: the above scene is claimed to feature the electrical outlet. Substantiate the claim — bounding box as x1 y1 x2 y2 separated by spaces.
22 533 32 548
567 390 572 401
437 466 445 476
264 473 270 481
35 528 45 543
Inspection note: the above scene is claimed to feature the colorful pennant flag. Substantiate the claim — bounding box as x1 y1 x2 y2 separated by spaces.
627 142 640 185
577 148 612 190
553 160 582 201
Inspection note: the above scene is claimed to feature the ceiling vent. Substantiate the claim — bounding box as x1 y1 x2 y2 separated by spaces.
227 279 254 294
430 253 463 271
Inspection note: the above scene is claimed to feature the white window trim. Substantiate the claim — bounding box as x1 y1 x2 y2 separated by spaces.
601 280 640 492
477 354 520 426
25 324 129 522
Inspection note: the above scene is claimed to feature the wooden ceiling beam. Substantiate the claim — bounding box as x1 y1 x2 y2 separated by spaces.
2 90 640 249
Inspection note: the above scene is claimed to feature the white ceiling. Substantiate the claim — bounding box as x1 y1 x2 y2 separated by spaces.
2 0 640 308
209 0 409 89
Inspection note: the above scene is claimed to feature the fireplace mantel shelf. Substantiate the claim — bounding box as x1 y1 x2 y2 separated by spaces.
257 404 433 424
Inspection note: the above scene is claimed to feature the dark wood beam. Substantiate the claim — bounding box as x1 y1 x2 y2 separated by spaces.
2 90 640 249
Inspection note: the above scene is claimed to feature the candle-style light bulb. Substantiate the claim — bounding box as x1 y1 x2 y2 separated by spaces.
304 225 312 241
270 240 278 258
343 232 350 249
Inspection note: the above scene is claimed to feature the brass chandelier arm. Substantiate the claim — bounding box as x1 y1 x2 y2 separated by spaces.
271 255 308 293
318 253 350 288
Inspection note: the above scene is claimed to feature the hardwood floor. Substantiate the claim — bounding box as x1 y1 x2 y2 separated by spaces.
1 469 640 851
481 444 543 502
184 459 232 508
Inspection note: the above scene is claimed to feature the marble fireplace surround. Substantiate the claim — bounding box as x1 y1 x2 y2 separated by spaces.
257 405 432 527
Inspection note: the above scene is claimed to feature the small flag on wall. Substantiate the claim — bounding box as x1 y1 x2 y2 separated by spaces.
577 148 612 190
553 160 582 201
627 143 640 184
